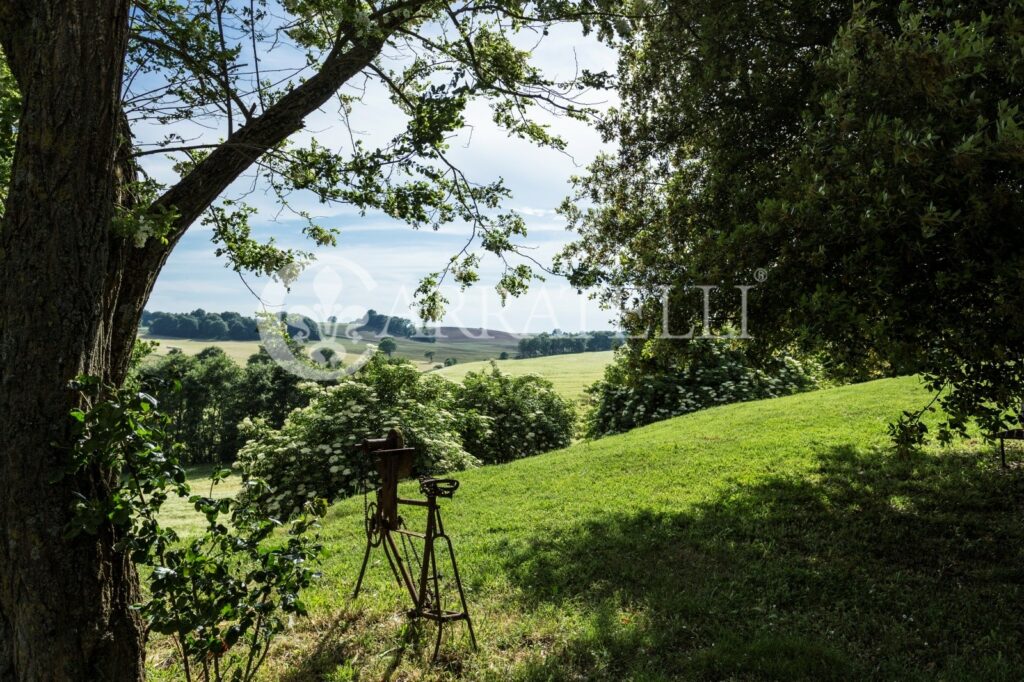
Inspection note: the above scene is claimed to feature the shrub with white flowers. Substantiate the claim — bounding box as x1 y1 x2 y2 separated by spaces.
236 355 480 518
457 362 576 464
586 340 821 437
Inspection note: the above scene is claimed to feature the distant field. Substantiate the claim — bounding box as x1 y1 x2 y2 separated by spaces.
144 336 262 364
385 333 520 368
142 329 521 369
434 351 614 402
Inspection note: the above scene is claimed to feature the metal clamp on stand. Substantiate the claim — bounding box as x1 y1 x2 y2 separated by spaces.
352 429 477 660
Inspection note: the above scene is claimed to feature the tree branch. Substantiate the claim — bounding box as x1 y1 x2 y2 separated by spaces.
149 0 438 245
131 33 253 127
151 37 367 240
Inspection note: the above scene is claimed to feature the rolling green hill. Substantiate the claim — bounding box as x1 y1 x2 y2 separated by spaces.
155 376 1024 680
434 351 615 402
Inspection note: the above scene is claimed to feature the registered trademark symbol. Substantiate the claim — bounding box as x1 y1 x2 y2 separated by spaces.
754 268 768 283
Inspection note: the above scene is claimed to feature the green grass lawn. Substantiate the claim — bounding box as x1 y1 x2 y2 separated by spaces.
434 351 614 402
159 464 247 541
152 377 1024 680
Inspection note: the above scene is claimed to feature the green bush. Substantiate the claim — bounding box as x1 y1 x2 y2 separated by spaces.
236 356 479 518
587 341 820 437
64 376 322 682
457 363 576 464
136 346 310 464
236 357 580 516
136 347 243 464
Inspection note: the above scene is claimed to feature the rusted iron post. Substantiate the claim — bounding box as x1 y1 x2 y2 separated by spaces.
352 429 476 659
995 428 1024 468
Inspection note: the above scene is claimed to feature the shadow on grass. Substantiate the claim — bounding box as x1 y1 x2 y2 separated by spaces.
275 604 462 681
275 611 362 682
505 446 1024 681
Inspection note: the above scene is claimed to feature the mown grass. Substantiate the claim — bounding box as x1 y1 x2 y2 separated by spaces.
151 377 1024 680
433 351 615 403
159 464 246 541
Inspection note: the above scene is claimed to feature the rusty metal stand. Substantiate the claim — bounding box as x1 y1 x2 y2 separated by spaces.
995 428 1023 469
352 430 476 660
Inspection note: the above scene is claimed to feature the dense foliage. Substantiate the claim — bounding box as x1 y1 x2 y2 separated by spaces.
587 342 820 437
561 0 1024 446
457 362 576 463
236 356 480 518
377 337 398 356
63 377 323 682
137 347 310 464
0 55 17 219
237 356 576 516
517 330 622 358
355 309 423 339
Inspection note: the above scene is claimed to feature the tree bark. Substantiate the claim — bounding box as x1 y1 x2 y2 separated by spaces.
0 1 145 680
0 1 421 679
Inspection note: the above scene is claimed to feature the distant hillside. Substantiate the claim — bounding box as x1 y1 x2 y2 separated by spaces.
141 309 625 369
427 326 522 342
142 326 523 368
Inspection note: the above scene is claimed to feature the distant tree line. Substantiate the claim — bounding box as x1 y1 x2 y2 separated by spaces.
135 346 312 464
517 331 623 358
355 309 433 343
142 309 321 341
136 347 572 467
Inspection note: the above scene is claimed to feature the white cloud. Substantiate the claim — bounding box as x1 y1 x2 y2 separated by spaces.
145 23 619 332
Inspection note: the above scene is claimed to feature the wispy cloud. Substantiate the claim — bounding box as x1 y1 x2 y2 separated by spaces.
146 25 617 332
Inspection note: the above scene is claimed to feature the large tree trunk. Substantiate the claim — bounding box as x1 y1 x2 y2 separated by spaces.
0 0 405 676
0 1 147 679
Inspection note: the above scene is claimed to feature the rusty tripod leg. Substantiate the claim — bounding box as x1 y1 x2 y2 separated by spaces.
435 505 477 651
353 508 418 602
429 525 445 661
352 539 373 598
413 493 446 660
353 529 407 599
407 493 476 660
385 525 421 606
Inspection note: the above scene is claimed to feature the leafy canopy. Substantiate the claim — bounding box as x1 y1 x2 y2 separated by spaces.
1 0 629 315
110 0 625 317
560 0 1024 444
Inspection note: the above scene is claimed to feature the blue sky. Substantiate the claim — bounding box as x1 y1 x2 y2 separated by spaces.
142 25 619 333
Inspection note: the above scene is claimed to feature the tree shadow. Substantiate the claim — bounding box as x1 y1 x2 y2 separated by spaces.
505 445 1024 681
275 610 362 682
275 602 463 681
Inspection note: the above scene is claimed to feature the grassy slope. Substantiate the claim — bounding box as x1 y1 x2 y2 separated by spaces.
433 351 615 402
156 377 1024 681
